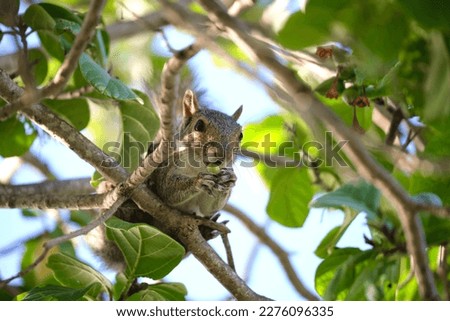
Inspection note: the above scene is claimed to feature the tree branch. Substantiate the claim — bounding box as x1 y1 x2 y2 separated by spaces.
0 178 94 196
0 189 105 210
224 204 320 301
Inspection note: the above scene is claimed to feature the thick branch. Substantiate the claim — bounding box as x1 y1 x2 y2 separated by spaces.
225 204 320 301
0 189 104 210
0 178 94 196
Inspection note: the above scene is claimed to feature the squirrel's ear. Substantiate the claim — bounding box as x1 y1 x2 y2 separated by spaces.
183 90 200 117
231 105 243 121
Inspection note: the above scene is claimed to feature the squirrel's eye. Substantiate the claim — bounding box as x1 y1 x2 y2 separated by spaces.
239 132 243 141
194 119 206 132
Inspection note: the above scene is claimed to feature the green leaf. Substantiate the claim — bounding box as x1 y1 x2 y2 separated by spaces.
79 53 139 101
21 209 40 217
21 285 93 301
311 180 380 219
92 29 110 67
38 30 65 61
105 217 185 279
277 8 331 49
69 210 92 226
23 4 56 31
315 248 374 300
421 214 450 245
127 283 187 301
27 48 48 86
55 18 81 35
345 257 399 300
113 273 128 301
408 172 450 206
266 168 314 227
0 117 36 157
0 0 19 26
119 90 159 171
47 252 112 297
420 118 450 159
38 3 82 24
21 235 54 288
315 211 357 258
43 98 90 131
242 114 311 184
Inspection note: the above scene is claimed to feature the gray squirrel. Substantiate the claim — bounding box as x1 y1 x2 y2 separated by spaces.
89 89 243 269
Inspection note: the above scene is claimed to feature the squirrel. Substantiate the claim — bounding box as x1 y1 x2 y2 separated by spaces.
88 89 243 270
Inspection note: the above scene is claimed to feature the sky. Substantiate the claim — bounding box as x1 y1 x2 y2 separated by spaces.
0 0 371 300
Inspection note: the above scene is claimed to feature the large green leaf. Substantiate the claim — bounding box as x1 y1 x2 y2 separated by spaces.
266 168 314 227
38 30 65 61
345 257 400 300
242 114 311 185
127 283 187 301
23 4 56 31
310 180 380 219
79 53 139 101
105 217 185 280
38 2 82 24
0 117 36 157
47 252 112 297
43 98 90 131
315 248 374 300
21 285 93 301
119 90 159 171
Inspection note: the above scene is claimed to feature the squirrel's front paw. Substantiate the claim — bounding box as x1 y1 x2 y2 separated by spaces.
196 168 236 196
217 168 236 188
195 173 217 195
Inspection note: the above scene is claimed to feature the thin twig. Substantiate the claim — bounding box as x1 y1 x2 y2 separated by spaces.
221 233 236 272
224 204 320 300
